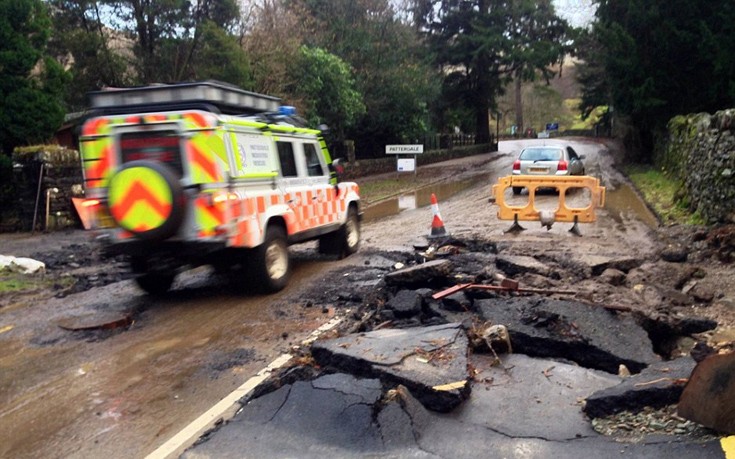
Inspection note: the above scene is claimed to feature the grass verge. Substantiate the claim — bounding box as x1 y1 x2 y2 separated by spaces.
624 164 704 225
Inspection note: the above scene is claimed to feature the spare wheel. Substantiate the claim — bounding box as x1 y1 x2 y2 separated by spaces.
107 160 185 240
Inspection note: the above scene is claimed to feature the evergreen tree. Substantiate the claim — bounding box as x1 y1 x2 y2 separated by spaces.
582 0 735 155
0 0 68 155
413 0 570 142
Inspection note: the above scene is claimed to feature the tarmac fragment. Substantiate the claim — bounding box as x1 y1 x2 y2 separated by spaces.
583 357 695 418
477 297 659 374
383 259 452 288
385 289 422 318
495 254 551 277
311 322 470 412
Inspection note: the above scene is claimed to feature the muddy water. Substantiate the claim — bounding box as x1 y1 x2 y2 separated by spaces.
364 176 489 221
365 174 659 231
604 183 659 228
0 258 339 459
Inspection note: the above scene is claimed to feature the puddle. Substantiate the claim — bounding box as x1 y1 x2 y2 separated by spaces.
364 176 488 221
605 183 659 228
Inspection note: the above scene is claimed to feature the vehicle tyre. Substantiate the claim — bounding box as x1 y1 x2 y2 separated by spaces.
512 187 522 195
135 272 175 295
252 225 290 292
107 160 185 241
318 206 360 258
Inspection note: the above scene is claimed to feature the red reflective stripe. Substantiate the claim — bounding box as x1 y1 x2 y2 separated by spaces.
82 118 108 136
184 112 209 128
189 143 219 180
120 136 179 149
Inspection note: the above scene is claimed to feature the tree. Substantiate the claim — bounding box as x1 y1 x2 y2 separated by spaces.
412 0 570 142
294 0 440 156
506 0 571 132
288 46 365 143
583 0 735 156
0 0 68 155
48 0 248 102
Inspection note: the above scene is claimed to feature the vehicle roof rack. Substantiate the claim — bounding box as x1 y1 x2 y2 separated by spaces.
87 80 282 116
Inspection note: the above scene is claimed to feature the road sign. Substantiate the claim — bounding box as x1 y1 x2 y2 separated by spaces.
397 158 416 172
546 123 559 131
386 144 424 154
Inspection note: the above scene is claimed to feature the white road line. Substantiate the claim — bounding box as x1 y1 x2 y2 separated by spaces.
145 315 345 459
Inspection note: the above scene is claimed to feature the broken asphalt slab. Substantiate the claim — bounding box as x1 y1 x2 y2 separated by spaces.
584 357 696 418
185 356 724 459
311 322 470 412
477 296 659 374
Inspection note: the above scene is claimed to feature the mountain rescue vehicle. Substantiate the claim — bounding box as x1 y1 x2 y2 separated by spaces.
78 81 361 294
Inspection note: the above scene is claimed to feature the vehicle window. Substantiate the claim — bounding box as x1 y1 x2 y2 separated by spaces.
519 148 562 161
304 143 325 177
276 141 298 177
567 147 579 160
120 130 183 175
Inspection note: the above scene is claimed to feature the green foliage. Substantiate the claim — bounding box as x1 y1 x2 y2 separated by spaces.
0 0 68 155
188 21 253 90
295 0 439 156
290 46 365 139
582 0 735 156
625 164 704 225
413 0 571 142
47 0 247 95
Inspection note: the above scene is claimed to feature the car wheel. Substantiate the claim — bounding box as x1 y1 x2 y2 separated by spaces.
512 187 522 195
252 225 290 292
318 206 360 258
135 272 175 295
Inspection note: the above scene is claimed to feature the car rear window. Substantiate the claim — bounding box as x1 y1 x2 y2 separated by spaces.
519 148 562 161
120 130 183 175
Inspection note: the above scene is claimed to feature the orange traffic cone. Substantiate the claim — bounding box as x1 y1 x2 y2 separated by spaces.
428 193 449 238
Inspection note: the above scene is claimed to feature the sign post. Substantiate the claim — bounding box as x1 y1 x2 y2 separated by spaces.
386 144 424 177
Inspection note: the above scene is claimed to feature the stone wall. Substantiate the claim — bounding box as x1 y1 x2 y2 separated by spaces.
3 146 84 232
661 109 735 223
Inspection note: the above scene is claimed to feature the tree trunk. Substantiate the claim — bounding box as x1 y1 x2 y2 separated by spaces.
515 72 523 134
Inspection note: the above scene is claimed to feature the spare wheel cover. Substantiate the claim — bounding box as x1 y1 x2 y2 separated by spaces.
107 160 185 240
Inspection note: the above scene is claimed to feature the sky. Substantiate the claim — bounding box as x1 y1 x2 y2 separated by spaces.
552 0 596 28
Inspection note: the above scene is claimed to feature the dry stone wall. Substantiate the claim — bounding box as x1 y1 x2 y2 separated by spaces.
5 146 83 232
663 109 735 223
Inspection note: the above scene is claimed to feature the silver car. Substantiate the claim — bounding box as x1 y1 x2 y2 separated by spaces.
511 145 585 194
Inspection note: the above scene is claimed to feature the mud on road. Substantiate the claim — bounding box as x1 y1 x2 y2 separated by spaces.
3 138 735 457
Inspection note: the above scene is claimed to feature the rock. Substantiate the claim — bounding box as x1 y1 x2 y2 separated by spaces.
440 291 472 312
566 254 644 277
661 245 689 262
495 255 551 277
311 323 470 412
477 297 659 374
383 259 452 288
583 357 695 418
0 255 46 274
678 351 735 433
385 290 422 318
599 268 626 286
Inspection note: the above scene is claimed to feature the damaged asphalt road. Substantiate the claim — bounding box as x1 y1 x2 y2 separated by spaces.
6 140 735 458
185 236 729 458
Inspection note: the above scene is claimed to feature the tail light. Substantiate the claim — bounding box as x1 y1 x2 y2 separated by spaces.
512 160 521 171
557 160 568 171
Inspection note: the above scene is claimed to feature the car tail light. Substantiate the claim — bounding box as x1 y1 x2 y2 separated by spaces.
513 160 521 171
557 160 568 171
